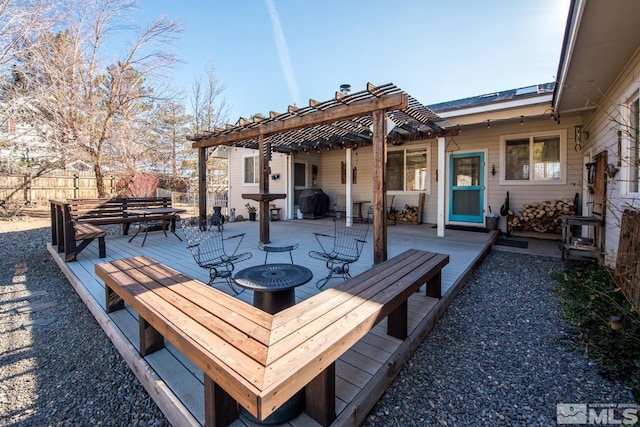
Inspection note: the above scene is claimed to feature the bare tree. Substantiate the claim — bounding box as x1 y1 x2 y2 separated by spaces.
191 60 230 134
7 0 181 196
0 0 56 173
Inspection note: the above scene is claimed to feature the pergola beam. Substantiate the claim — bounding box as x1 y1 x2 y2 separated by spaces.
191 93 408 148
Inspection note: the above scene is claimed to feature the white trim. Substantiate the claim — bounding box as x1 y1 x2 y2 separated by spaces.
437 137 446 237
499 129 568 185
555 0 587 108
619 87 640 198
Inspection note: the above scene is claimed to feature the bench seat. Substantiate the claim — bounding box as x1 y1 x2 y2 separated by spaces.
95 248 449 427
50 197 176 262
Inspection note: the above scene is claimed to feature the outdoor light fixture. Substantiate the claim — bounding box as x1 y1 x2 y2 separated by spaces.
608 316 622 331
491 164 496 177
575 125 583 146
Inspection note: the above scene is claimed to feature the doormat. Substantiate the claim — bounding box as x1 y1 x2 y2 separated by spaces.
494 238 528 248
432 225 489 233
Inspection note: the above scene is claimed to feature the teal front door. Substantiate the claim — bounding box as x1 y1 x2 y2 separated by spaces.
449 152 484 223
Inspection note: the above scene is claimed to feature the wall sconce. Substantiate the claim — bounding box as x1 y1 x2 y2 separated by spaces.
271 173 280 180
491 164 496 177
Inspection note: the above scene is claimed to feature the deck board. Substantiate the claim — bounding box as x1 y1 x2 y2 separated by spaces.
48 218 496 427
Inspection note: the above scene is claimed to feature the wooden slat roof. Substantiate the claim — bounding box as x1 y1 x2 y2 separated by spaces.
188 82 451 153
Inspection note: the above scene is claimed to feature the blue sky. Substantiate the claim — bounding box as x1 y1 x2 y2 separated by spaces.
135 0 571 122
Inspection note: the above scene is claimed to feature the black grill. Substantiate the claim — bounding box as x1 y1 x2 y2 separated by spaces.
299 188 330 217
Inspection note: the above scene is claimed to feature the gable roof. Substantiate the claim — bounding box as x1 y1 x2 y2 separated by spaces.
553 0 640 115
429 82 555 116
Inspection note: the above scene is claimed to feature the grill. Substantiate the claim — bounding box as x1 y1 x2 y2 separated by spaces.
299 188 330 219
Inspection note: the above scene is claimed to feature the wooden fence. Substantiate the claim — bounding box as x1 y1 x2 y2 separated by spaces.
616 209 640 312
0 170 117 204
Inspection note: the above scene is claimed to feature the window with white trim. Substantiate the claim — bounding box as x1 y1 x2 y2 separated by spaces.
626 94 639 194
500 131 566 184
386 146 430 192
243 153 259 185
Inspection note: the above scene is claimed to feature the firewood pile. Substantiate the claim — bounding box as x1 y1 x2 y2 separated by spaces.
393 204 420 223
507 199 576 233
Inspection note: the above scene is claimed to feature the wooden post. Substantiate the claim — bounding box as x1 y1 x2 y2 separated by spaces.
372 110 387 264
305 363 336 426
204 376 238 427
199 147 207 222
258 135 271 243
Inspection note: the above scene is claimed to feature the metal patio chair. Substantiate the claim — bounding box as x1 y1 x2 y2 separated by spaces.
181 218 252 295
308 215 370 289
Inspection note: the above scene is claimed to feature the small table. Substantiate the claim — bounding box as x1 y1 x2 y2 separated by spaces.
353 200 371 223
234 264 312 314
234 263 312 425
127 207 187 247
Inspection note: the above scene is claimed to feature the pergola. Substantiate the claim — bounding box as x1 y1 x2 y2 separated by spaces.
188 82 456 264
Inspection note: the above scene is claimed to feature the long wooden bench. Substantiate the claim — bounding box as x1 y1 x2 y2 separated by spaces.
50 197 175 261
95 248 449 427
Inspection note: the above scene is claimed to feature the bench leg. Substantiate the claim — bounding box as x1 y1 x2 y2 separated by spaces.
305 362 336 427
98 236 106 258
204 375 238 427
139 317 165 356
387 300 408 340
105 286 125 313
426 271 442 298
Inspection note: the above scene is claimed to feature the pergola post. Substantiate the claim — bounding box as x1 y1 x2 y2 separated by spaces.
258 134 270 244
372 109 387 264
199 146 207 223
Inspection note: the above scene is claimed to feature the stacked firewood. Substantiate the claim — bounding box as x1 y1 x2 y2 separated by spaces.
507 199 576 233
394 204 419 223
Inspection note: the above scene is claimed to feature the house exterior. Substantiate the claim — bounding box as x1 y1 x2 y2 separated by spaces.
215 0 639 266
552 0 640 265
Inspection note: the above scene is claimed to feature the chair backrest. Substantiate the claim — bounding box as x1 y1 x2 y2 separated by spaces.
335 194 346 210
332 217 370 261
181 219 229 266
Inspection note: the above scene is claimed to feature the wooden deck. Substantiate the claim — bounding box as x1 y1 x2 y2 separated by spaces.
47 218 498 427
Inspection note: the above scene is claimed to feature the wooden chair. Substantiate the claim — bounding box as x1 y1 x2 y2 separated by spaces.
308 216 370 289
181 219 252 294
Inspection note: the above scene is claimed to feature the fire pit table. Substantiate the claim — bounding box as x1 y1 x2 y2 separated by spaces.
233 263 313 314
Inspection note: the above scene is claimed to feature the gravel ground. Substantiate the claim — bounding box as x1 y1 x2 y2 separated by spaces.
0 216 635 426
361 252 636 426
0 218 170 427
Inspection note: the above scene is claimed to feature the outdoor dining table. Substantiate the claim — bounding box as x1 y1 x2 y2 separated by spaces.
233 263 313 314
126 207 187 247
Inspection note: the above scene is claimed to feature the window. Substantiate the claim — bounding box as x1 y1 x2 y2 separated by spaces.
501 131 565 184
387 146 429 192
627 96 639 194
243 154 258 185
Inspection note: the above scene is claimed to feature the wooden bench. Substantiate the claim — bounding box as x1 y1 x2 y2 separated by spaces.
50 197 175 262
95 248 449 427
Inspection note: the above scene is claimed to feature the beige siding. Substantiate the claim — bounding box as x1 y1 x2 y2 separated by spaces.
579 47 640 264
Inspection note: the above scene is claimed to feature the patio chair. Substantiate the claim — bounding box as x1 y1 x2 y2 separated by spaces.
181 218 252 295
308 216 370 289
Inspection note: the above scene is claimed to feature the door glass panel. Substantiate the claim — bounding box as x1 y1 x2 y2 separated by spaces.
294 163 306 187
452 190 480 216
453 157 480 186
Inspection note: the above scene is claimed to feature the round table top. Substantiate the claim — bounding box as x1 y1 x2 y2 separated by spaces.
234 263 313 292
